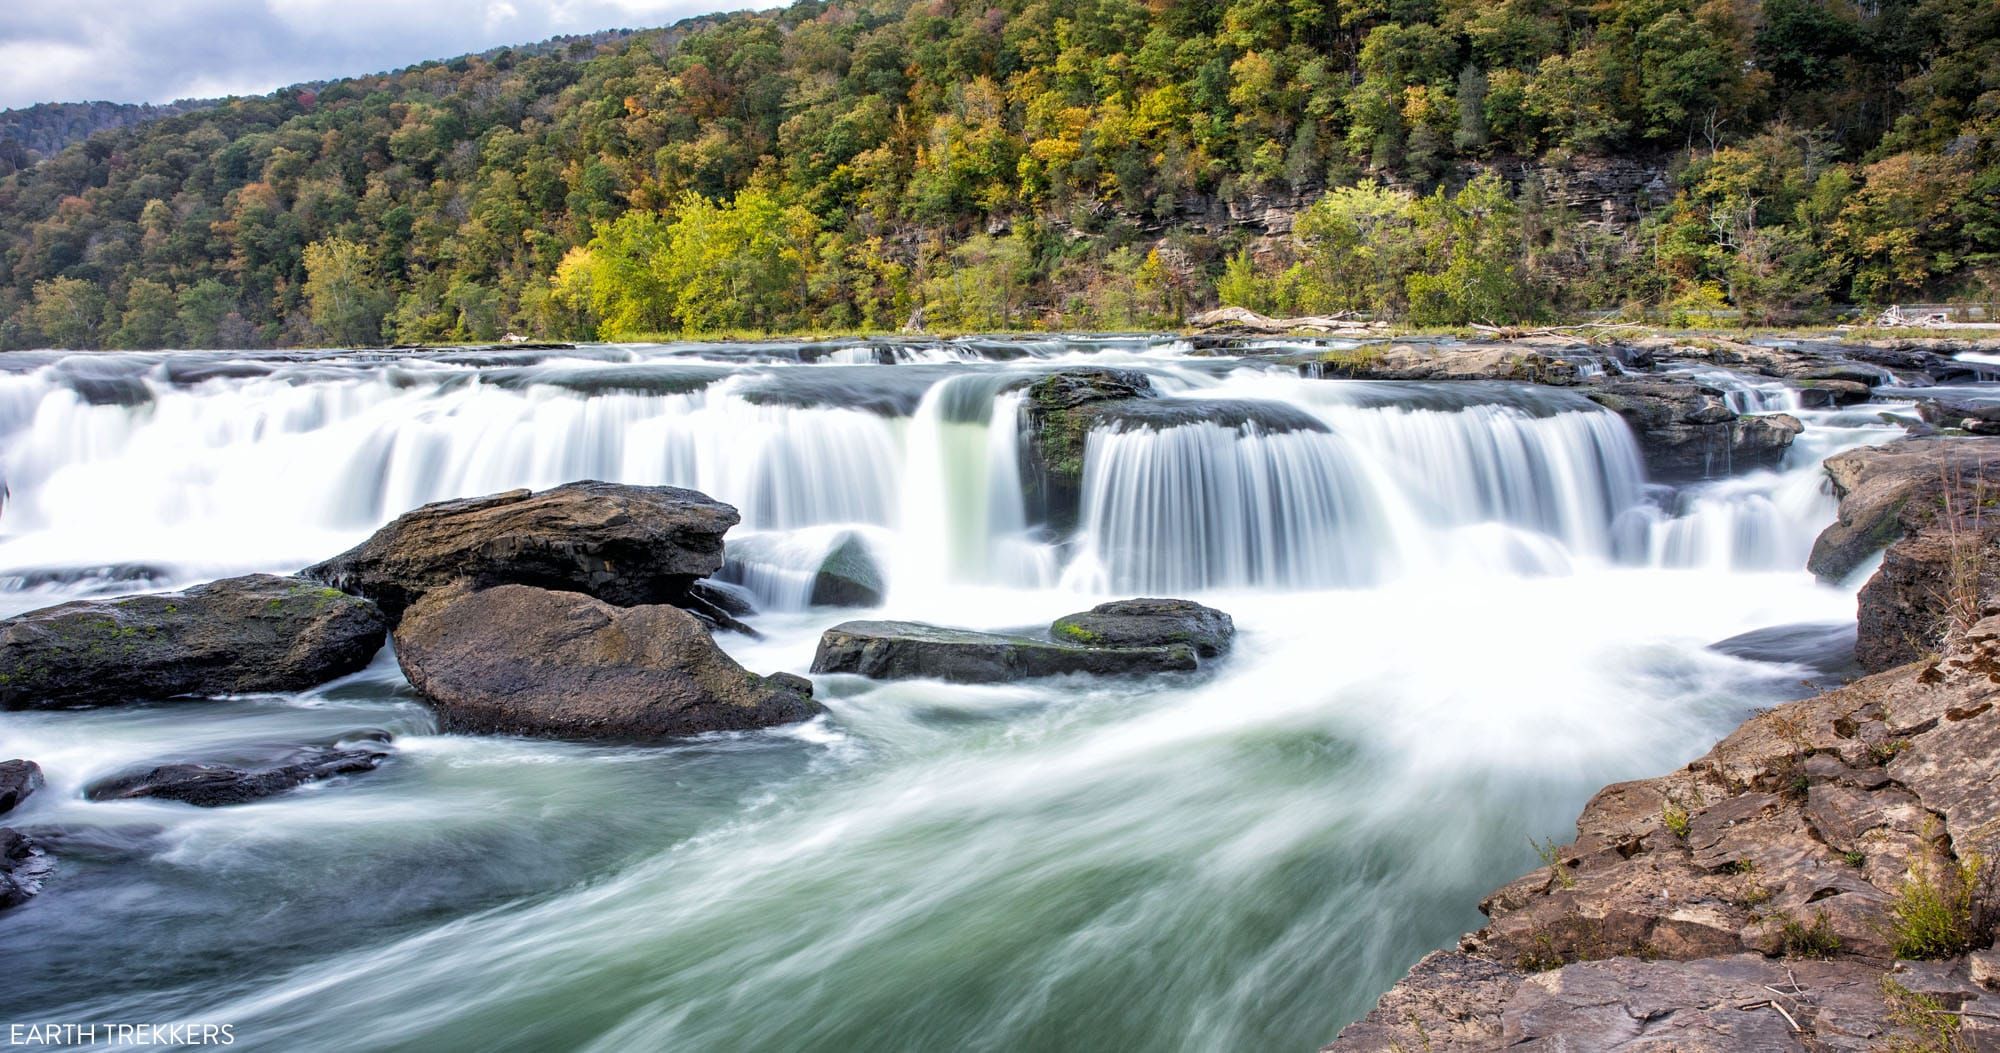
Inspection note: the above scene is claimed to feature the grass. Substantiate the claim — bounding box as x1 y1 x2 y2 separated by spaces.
1533 837 1577 890
1778 910 1842 959
1881 977 1974 1053
1662 798 1691 840
1889 840 1995 960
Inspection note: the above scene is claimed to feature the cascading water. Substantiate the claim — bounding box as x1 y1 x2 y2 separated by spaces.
0 335 1934 1051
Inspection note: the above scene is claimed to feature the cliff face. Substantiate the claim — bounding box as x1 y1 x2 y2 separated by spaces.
1330 435 2000 1052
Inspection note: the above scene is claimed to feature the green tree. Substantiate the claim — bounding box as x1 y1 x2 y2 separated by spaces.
113 279 180 348
302 238 391 346
31 277 105 349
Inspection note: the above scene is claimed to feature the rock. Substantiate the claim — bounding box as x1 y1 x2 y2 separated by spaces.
1806 436 2000 583
1857 527 2000 671
0 574 388 709
1309 342 1583 384
1022 368 1156 531
1580 378 1799 480
307 481 740 623
0 760 42 817
811 620 1201 683
1049 598 1234 657
85 745 388 807
810 599 1234 682
1330 588 2000 1050
1797 378 1875 407
394 583 821 741
1332 953 2000 1052
810 533 886 608
0 827 53 909
1917 394 2000 435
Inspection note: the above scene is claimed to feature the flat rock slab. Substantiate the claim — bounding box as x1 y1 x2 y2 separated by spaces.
0 574 387 709
395 583 821 741
85 745 389 807
811 620 1201 683
308 480 740 622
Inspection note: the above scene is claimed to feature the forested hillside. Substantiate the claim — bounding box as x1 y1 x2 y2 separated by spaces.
2 0 1996 349
0 100 220 177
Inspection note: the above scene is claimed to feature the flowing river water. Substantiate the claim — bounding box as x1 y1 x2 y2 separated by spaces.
0 336 1924 1050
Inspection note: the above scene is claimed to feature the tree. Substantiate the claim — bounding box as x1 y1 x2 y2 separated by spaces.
302 238 390 346
31 277 105 349
177 280 238 348
113 279 180 348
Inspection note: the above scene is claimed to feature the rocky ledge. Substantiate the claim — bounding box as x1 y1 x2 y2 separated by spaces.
85 743 390 807
1330 435 2000 1052
812 598 1232 683
1290 339 1808 481
0 574 387 709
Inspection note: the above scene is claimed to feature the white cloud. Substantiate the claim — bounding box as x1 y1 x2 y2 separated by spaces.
0 0 734 109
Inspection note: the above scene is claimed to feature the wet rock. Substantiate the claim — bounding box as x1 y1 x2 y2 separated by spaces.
395 583 821 741
1806 436 2000 583
810 533 885 608
1797 378 1875 407
85 745 388 807
812 620 1200 682
0 760 42 817
308 481 740 624
0 827 53 909
1580 378 1799 480
0 574 388 709
1049 598 1234 657
811 599 1233 683
1022 368 1156 531
1917 394 2000 435
1708 621 1858 678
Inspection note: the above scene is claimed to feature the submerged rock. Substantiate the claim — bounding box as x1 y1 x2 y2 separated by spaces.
1049 598 1234 657
394 583 821 741
810 533 886 608
0 574 388 709
811 621 1198 682
307 481 739 624
86 744 388 807
812 599 1232 683
0 827 53 910
0 760 42 817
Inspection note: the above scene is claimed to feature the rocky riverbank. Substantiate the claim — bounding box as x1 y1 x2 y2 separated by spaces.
1328 431 2000 1051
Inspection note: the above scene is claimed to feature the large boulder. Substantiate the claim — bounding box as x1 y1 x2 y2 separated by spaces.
307 481 740 623
0 760 42 817
1806 436 2000 583
1856 524 2000 671
1917 393 2000 435
394 583 821 741
1049 598 1234 657
1580 378 1800 480
85 744 389 807
0 575 388 709
812 598 1232 683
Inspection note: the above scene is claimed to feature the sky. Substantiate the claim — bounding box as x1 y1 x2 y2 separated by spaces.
0 1 740 110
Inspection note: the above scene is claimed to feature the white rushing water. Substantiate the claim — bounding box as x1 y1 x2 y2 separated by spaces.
0 336 1921 1050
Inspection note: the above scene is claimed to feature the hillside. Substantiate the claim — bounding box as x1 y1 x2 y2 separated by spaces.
1 0 1996 350
0 100 221 177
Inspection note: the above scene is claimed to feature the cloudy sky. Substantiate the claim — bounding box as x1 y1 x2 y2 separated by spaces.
0 1 741 109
